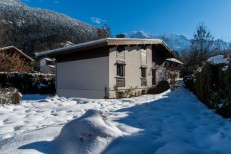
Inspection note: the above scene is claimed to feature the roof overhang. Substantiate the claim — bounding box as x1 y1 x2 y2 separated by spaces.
35 38 175 58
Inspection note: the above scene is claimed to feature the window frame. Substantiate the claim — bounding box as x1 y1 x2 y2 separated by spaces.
116 62 125 77
141 67 146 78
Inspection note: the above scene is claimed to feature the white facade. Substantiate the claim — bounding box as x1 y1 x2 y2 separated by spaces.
56 57 109 99
39 58 55 74
109 46 153 98
55 46 165 99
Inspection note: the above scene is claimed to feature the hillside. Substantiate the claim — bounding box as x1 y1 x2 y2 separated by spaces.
127 31 231 52
0 0 106 56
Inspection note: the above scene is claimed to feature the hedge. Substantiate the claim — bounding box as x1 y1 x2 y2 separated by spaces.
184 62 231 118
0 72 55 95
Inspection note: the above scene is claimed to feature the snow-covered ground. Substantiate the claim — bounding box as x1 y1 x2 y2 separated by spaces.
1 82 231 154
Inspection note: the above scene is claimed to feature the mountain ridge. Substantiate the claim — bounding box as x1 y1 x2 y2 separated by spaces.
0 0 106 55
126 31 231 52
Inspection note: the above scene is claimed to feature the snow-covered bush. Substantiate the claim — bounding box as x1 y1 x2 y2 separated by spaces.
0 88 21 104
0 72 55 94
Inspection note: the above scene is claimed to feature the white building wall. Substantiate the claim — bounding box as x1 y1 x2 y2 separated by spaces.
56 57 109 99
40 59 55 74
109 46 152 98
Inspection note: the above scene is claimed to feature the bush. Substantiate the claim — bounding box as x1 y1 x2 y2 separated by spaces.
0 88 21 104
147 80 170 94
0 72 55 95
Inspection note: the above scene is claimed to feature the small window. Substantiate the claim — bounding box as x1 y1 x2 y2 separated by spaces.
141 68 146 77
117 64 125 76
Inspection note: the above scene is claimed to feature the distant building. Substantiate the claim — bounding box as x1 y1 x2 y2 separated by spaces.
39 58 55 74
0 46 34 72
36 38 183 99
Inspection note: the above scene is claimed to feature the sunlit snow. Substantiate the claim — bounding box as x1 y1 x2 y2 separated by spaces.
1 81 231 154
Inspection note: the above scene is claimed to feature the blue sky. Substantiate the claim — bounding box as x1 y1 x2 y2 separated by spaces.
21 0 231 40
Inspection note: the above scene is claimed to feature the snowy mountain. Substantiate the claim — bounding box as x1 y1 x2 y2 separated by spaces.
0 0 106 54
127 31 190 52
127 31 231 52
128 31 149 38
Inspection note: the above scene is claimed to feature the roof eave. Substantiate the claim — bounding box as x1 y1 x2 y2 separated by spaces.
35 39 108 58
35 38 174 58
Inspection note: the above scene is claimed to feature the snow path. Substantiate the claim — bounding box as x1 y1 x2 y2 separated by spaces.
1 84 231 153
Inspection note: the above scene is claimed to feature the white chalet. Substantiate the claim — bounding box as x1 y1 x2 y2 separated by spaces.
36 38 183 99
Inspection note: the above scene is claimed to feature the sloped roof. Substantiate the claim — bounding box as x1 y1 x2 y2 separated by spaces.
0 46 34 62
35 38 175 58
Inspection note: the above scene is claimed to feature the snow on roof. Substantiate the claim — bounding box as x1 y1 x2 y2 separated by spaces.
35 38 107 57
207 55 229 65
166 58 183 64
43 58 55 61
35 38 173 58
47 65 55 68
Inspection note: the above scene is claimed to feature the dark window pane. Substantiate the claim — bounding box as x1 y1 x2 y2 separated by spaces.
117 64 125 76
141 68 146 77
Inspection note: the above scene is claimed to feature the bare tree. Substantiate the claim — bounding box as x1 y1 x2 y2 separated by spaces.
190 24 214 65
96 24 112 38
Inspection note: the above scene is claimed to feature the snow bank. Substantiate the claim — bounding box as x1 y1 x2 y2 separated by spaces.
207 55 229 65
53 110 122 154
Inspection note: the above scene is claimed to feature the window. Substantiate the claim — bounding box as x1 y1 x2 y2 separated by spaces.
117 64 125 76
116 61 125 87
141 66 147 86
141 68 146 77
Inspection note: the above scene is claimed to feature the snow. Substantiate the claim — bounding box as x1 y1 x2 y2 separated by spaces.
44 58 55 61
166 58 183 64
1 82 231 153
53 110 123 154
207 55 229 65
